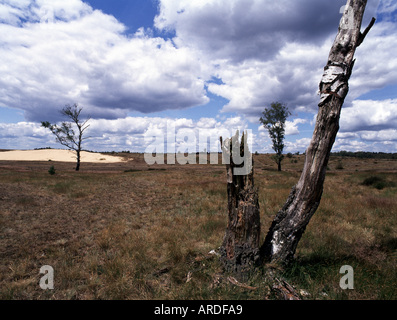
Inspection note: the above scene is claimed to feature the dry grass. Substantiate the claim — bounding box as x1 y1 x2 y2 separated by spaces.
0 153 396 300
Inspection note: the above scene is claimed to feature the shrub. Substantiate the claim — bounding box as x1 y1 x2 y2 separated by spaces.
362 176 395 190
362 176 383 186
335 160 344 170
48 166 56 175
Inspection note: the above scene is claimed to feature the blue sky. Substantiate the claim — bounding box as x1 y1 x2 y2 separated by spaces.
86 0 158 35
0 0 396 153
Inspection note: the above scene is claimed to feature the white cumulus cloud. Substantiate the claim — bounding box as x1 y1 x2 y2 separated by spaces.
0 0 210 122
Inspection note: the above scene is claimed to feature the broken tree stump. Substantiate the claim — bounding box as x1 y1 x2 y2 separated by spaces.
219 131 261 278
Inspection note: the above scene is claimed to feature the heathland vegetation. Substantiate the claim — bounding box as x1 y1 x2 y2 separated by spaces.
0 152 395 299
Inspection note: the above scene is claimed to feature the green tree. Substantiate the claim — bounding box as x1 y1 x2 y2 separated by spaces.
259 102 291 171
42 104 90 171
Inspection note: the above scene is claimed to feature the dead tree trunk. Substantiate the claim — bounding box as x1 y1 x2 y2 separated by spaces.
220 131 261 277
260 0 375 264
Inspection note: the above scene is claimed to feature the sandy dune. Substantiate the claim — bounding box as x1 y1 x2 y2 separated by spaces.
0 149 126 163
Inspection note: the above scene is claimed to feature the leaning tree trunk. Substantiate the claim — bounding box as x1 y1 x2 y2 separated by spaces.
220 131 261 278
261 0 375 264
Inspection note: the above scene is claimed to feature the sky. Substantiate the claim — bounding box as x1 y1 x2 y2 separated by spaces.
0 0 397 154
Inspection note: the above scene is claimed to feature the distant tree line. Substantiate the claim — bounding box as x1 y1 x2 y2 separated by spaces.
331 151 397 159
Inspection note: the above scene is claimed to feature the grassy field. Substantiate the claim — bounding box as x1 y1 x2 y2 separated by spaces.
0 153 396 300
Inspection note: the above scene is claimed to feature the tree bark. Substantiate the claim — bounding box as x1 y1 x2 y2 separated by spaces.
260 0 375 264
76 149 81 171
220 132 261 277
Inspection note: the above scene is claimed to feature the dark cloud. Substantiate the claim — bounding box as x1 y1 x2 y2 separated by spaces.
156 0 354 63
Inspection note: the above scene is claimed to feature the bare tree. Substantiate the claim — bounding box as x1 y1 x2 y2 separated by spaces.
42 104 90 171
260 0 376 264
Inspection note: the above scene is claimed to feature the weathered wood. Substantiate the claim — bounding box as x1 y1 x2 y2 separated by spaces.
260 0 375 264
270 278 301 300
220 131 261 277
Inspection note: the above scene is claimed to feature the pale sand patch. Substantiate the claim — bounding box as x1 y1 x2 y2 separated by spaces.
0 149 126 163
